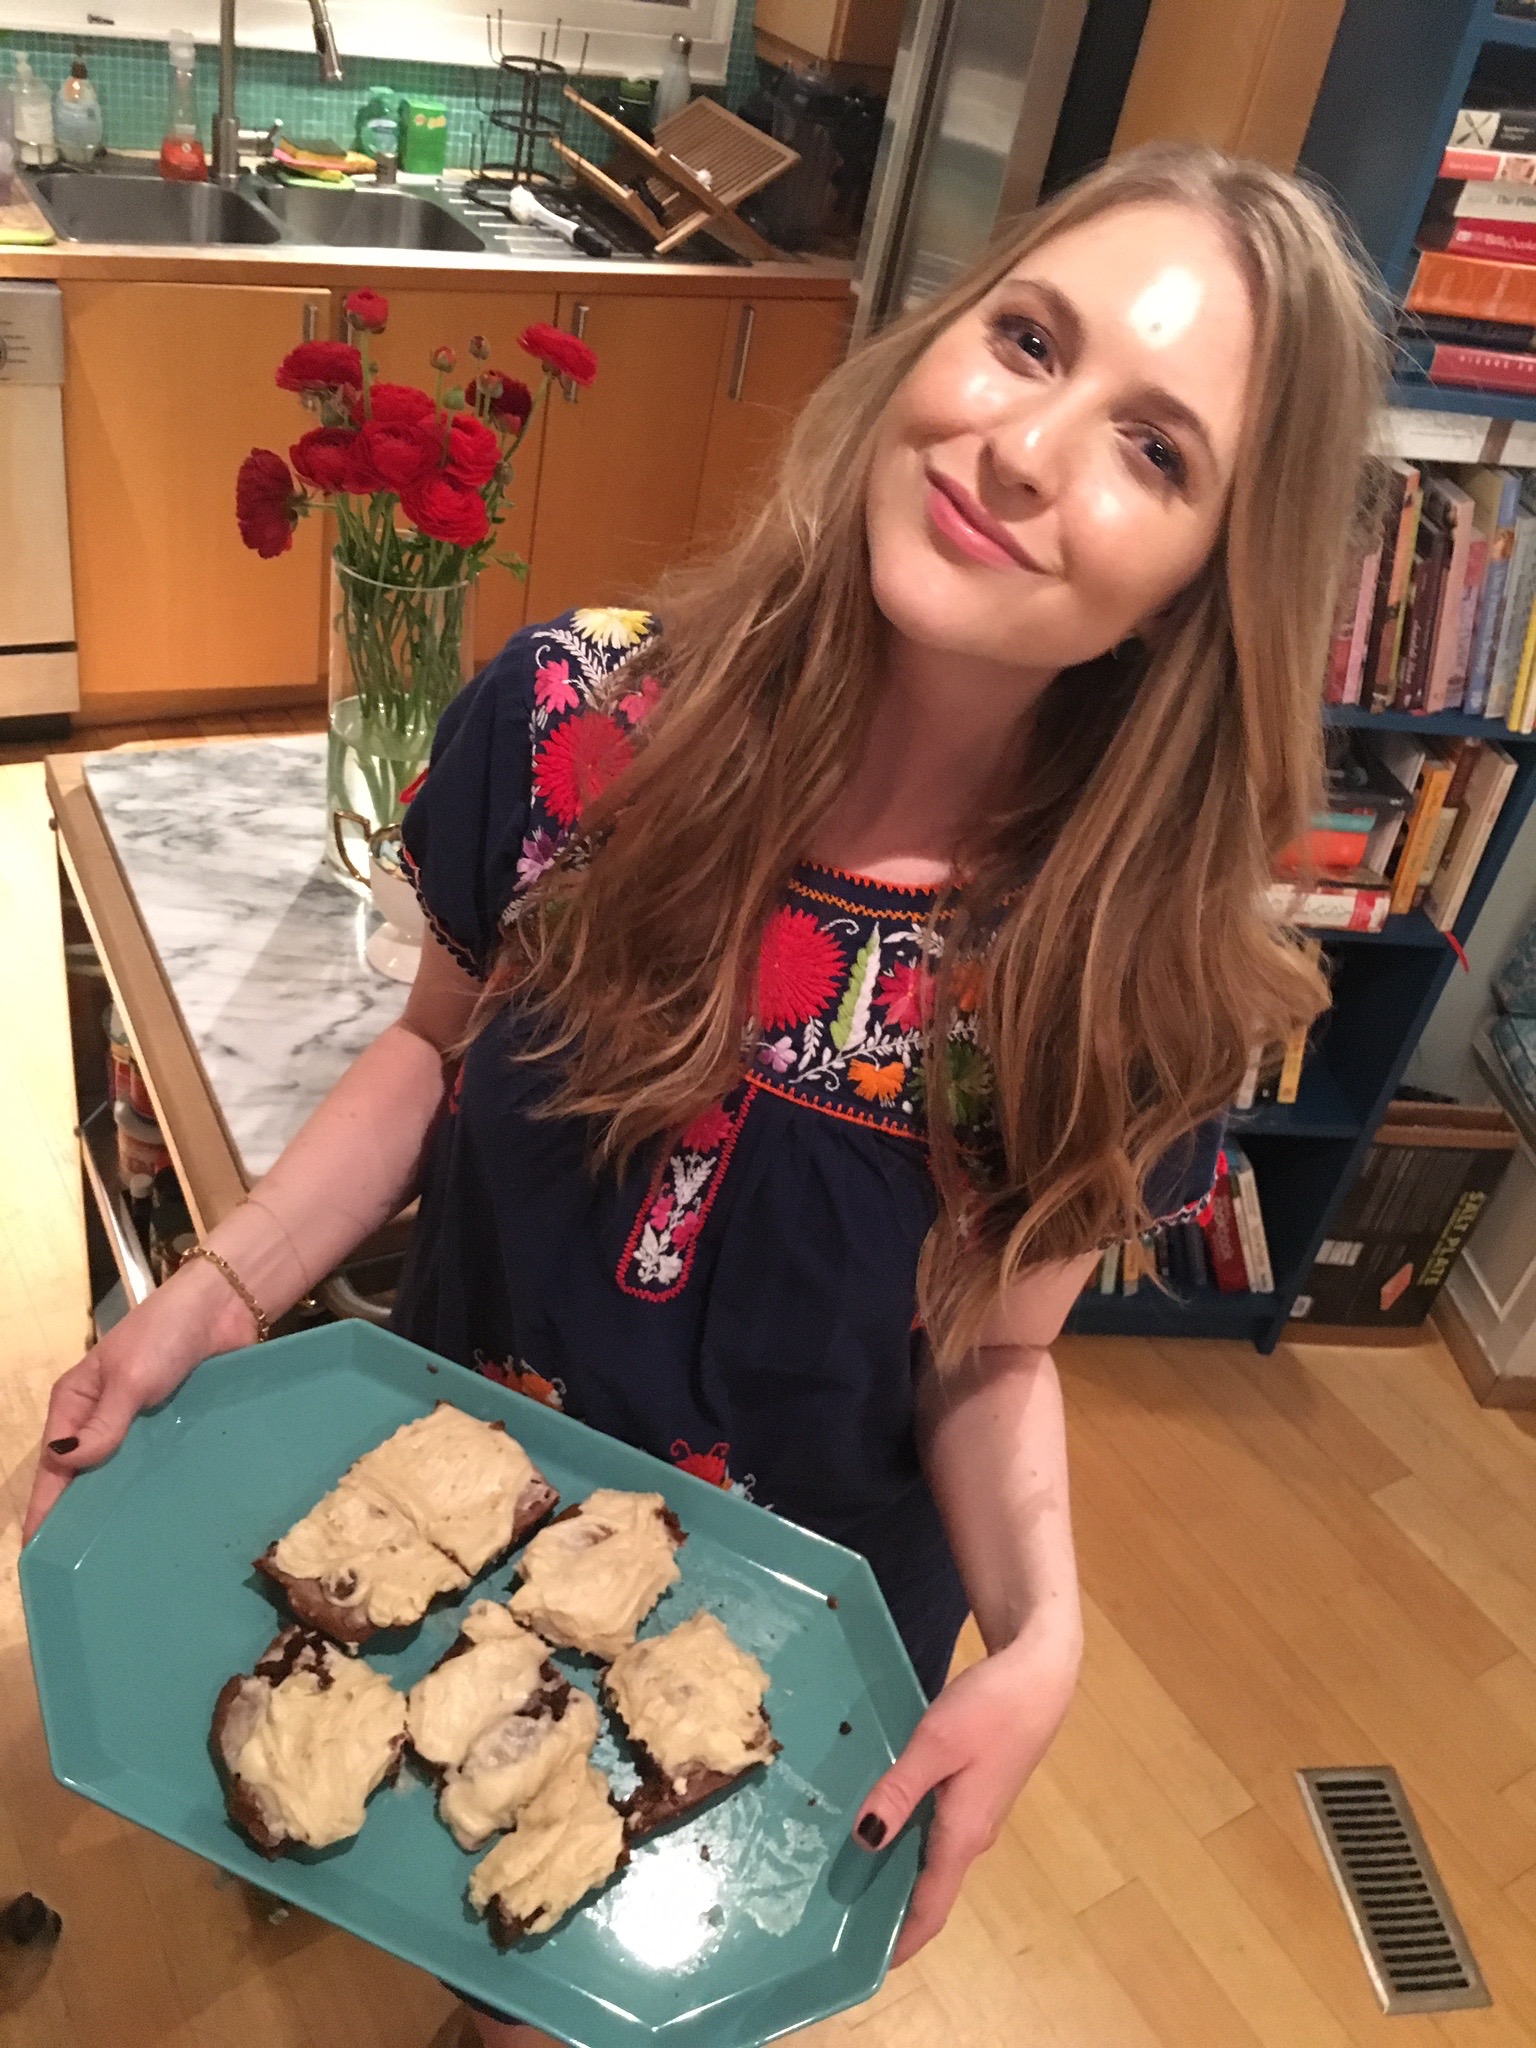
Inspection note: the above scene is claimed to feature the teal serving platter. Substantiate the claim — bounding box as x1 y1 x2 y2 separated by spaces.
19 1321 926 2048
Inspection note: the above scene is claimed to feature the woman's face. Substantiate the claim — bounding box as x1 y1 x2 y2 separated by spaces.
865 200 1257 674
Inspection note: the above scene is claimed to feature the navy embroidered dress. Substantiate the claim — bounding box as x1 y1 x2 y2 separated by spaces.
394 609 1221 1700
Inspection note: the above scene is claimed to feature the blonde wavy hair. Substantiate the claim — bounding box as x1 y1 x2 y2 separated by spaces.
475 142 1389 1365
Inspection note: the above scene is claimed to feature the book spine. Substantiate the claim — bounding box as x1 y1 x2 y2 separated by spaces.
1276 1024 1307 1105
1406 311 1536 349
1266 883 1391 931
1488 516 1536 718
1344 543 1381 705
1202 1162 1250 1293
1424 490 1473 713
1390 756 1455 915
1514 594 1536 731
1399 511 1449 712
1373 478 1423 710
1468 539 1513 715
1445 223 1536 263
1452 108 1536 152
1430 343 1536 391
1408 251 1536 323
1451 533 1489 708
1230 1152 1275 1294
1182 1218 1209 1291
1439 147 1536 182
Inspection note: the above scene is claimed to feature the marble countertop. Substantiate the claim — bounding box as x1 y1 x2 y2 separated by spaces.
85 736 409 1182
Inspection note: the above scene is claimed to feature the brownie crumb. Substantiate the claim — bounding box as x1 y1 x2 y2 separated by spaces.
838 1721 852 1736
807 1796 817 1807
826 1595 839 1609
699 1844 711 1861
426 1364 439 1375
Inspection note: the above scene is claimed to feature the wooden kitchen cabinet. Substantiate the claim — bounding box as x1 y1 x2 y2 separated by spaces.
62 280 330 719
522 291 736 621
357 284 558 667
692 295 850 554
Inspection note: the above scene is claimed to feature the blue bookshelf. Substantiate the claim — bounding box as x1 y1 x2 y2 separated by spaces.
1066 0 1536 1351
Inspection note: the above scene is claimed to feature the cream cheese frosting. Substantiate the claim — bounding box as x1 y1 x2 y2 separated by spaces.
348 1405 540 1574
224 1644 406 1848
405 1602 550 1770
605 1610 773 1792
439 1686 602 1852
270 1480 469 1628
509 1489 682 1660
467 1752 626 1936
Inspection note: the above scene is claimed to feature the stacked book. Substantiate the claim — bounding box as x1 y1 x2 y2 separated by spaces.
1402 101 1536 396
1087 1142 1274 1299
1268 722 1517 933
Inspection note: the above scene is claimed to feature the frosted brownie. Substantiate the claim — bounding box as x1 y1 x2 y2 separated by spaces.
406 1601 601 1851
257 1403 557 1646
211 1626 406 1857
604 1610 778 1839
509 1489 684 1661
467 1751 628 1946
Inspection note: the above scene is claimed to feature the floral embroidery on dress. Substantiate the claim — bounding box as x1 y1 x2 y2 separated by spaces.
670 1438 755 1500
617 1085 755 1301
473 1351 567 1410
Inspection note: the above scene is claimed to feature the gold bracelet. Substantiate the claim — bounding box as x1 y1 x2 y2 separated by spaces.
182 1244 271 1343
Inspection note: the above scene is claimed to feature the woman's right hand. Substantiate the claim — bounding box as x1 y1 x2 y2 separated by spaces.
22 1255 262 1545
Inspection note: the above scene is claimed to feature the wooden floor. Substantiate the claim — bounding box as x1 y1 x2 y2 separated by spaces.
5 723 1536 2046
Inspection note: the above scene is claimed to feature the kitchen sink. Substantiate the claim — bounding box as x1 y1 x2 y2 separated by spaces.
252 184 486 252
28 171 283 246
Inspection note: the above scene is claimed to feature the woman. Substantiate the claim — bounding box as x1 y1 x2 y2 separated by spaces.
27 144 1384 2046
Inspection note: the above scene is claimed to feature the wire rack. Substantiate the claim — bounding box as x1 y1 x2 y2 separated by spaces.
471 13 588 190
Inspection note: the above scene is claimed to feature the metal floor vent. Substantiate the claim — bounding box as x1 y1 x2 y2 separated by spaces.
1297 1768 1490 2015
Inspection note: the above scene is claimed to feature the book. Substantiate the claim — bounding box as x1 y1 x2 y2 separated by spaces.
1429 342 1536 391
1397 493 1452 711
1451 530 1490 708
1266 881 1392 932
1097 1241 1119 1294
1426 741 1517 930
1367 463 1422 711
1487 488 1536 721
1412 804 1460 906
1464 467 1523 714
1421 477 1475 710
1404 311 1536 350
1292 1102 1517 1328
1181 1217 1209 1290
1201 1153 1250 1293
1225 1142 1274 1294
1513 582 1536 731
1439 147 1536 183
1451 108 1536 153
1408 250 1536 323
1276 1022 1307 1105
1436 223 1536 264
1388 739 1458 915
1324 545 1381 706
1234 1051 1260 1113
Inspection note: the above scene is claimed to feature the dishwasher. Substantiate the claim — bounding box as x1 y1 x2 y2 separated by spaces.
0 279 79 732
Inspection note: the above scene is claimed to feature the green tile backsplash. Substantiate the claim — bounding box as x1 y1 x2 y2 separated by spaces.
0 0 761 168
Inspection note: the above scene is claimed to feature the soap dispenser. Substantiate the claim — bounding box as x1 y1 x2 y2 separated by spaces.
159 31 206 181
11 55 58 168
55 52 103 165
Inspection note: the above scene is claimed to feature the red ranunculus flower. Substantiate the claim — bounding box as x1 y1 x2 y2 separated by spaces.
289 425 357 494
352 417 441 491
344 288 389 334
275 340 362 393
469 371 533 431
532 710 633 826
430 344 457 373
350 381 437 427
519 322 597 387
444 412 499 488
235 449 299 558
756 906 845 1032
400 470 491 547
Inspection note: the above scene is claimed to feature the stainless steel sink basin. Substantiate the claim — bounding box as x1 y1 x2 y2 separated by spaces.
252 184 486 251
28 171 282 245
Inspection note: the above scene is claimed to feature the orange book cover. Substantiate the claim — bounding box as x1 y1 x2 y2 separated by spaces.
1408 250 1536 322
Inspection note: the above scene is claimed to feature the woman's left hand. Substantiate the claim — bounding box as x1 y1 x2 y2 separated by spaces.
853 1622 1081 1965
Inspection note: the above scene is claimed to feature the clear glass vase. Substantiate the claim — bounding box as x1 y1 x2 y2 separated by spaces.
325 555 476 891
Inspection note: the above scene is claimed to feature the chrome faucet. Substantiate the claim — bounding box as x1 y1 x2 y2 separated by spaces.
212 0 344 185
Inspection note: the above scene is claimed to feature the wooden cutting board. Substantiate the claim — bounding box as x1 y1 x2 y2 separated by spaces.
0 184 56 245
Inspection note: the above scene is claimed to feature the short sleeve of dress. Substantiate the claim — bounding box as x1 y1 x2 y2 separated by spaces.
399 631 539 980
1144 1115 1226 1224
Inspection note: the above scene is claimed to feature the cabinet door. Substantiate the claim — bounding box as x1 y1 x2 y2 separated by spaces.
359 286 557 667
62 281 329 716
523 292 735 623
692 296 850 555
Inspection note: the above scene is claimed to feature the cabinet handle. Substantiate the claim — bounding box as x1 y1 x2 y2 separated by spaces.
728 304 755 402
562 303 590 403
302 301 320 341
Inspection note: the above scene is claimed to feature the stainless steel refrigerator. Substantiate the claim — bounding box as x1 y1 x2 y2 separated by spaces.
853 0 1091 341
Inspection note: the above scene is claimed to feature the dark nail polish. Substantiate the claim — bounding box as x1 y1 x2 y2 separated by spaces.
857 1812 887 1849
47 1437 78 1456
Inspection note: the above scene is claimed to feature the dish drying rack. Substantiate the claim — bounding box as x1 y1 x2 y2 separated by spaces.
471 13 585 193
553 89 800 261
